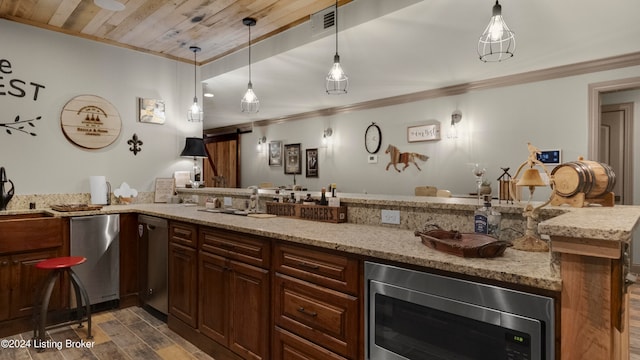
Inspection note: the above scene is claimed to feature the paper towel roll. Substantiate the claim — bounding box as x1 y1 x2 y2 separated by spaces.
90 176 108 205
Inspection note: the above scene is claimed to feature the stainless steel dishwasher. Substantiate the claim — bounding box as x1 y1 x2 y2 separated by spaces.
138 215 168 315
70 214 120 305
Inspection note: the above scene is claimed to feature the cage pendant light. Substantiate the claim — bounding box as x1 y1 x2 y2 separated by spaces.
187 46 204 122
478 0 515 62
241 17 259 113
325 0 348 94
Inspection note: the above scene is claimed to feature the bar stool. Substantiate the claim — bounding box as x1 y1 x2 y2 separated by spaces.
33 256 92 348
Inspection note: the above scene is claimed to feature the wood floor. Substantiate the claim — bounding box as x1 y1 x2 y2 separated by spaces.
0 285 638 359
0 307 213 360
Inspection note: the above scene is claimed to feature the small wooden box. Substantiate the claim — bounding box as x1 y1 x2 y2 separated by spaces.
266 202 347 223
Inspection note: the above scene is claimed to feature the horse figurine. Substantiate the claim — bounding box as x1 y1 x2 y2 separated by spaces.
385 144 429 172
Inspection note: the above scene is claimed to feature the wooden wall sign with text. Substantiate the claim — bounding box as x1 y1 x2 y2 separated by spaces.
60 95 122 149
407 123 440 142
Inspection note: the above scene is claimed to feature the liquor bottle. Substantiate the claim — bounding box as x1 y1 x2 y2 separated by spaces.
474 196 489 234
487 199 501 237
319 187 328 206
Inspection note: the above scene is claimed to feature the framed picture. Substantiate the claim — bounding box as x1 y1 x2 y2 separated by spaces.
284 143 302 174
269 141 282 166
154 177 175 203
306 148 318 177
407 123 440 142
138 98 166 124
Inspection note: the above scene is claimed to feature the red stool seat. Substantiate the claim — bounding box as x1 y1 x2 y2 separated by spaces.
36 256 86 270
33 256 92 351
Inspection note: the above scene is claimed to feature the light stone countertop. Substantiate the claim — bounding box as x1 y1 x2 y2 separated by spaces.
6 199 640 293
23 203 560 292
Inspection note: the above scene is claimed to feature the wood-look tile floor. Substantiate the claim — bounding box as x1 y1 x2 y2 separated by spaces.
0 307 214 360
1 285 639 360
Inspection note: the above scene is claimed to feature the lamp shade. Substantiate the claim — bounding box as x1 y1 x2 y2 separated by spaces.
180 137 207 158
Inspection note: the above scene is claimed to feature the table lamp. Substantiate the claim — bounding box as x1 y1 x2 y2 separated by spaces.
511 142 556 252
180 137 208 188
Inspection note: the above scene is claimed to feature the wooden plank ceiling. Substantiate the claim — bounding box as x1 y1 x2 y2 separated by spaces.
0 0 350 64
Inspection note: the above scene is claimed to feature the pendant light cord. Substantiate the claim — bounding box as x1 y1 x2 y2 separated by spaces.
193 49 197 98
334 0 339 55
248 24 252 83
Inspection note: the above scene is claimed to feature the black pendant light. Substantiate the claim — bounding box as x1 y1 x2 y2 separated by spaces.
325 0 348 94
241 17 259 113
187 46 203 122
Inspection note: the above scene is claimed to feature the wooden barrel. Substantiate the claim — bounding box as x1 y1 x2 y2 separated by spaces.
551 160 616 198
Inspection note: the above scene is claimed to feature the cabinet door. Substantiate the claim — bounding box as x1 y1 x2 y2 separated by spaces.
168 243 197 327
11 249 60 319
199 251 228 344
0 255 10 321
229 259 270 360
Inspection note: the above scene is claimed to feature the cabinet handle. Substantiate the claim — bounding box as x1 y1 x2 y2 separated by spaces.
1 261 8 266
297 262 319 270
297 307 317 317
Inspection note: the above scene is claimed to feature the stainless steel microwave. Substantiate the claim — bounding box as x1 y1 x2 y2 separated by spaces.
365 262 555 360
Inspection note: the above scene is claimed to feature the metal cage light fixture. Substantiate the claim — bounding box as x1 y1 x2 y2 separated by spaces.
241 17 260 113
187 46 203 122
325 0 348 94
478 1 515 62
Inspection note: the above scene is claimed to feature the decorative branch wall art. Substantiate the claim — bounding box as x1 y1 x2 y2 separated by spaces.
1 115 42 136
385 144 429 172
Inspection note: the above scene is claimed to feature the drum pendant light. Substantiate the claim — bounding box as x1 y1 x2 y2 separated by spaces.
241 17 259 113
478 0 515 62
325 0 348 95
187 46 203 122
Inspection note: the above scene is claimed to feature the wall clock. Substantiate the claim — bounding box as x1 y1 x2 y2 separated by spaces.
60 95 122 149
365 122 382 154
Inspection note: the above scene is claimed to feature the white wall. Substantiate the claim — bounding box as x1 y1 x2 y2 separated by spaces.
240 65 640 202
0 20 202 195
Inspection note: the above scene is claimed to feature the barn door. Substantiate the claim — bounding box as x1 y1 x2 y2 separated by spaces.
203 133 239 188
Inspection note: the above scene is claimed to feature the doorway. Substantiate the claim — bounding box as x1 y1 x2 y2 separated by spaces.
599 102 633 204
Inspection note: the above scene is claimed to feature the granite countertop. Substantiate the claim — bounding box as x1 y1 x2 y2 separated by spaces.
18 203 559 292
6 199 640 292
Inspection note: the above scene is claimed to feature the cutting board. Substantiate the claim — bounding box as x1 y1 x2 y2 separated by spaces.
247 213 277 219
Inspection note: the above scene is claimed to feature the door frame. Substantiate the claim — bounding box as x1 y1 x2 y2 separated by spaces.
588 77 640 202
600 102 633 204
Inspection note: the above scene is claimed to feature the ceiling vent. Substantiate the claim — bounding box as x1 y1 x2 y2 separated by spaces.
311 6 336 37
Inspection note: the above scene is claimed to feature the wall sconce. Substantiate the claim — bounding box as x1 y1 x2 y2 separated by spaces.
322 127 333 145
448 110 462 139
257 136 267 152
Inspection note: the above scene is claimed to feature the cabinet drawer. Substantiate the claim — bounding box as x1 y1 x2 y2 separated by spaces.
169 221 198 248
273 242 359 295
274 273 358 359
273 327 347 360
200 227 270 268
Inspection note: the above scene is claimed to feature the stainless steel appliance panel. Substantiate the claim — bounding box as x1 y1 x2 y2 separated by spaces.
365 262 554 360
138 215 168 315
70 214 120 305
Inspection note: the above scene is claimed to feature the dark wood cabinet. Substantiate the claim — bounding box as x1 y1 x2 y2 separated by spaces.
199 227 270 360
273 327 348 360
10 249 61 319
0 216 64 335
169 221 199 328
169 242 198 328
272 242 361 360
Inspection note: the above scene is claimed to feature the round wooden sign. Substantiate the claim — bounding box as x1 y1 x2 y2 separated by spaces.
60 95 122 149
